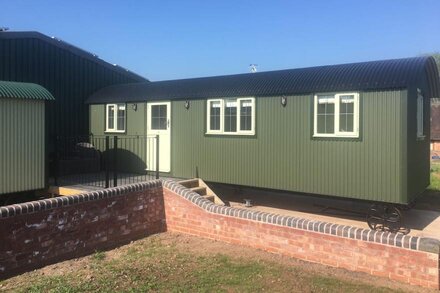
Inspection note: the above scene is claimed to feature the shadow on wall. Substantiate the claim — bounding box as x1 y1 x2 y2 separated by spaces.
56 145 149 176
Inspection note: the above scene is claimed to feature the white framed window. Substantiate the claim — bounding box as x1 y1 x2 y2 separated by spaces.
313 93 359 138
206 97 255 135
106 103 126 132
417 88 424 139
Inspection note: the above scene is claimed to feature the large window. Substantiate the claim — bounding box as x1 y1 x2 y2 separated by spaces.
313 93 359 138
106 103 126 132
417 88 424 139
207 97 255 135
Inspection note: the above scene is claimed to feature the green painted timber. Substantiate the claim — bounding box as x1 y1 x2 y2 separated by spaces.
89 89 430 204
0 98 46 194
0 80 54 100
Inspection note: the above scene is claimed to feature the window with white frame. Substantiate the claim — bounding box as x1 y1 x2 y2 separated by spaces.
206 98 255 135
313 93 359 138
106 103 126 132
417 89 424 139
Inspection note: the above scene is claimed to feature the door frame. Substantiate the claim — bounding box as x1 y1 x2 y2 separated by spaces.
146 101 171 173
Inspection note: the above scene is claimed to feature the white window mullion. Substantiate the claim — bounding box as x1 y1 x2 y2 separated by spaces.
335 94 341 136
220 99 224 133
237 98 242 132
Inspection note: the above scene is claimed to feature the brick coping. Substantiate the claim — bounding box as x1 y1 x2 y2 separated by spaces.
0 179 438 254
0 180 161 218
162 180 440 254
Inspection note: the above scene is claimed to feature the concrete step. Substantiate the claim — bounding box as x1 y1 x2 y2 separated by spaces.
190 186 207 196
178 178 199 189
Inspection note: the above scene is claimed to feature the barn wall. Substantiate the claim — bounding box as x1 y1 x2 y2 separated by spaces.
0 37 144 137
0 98 45 194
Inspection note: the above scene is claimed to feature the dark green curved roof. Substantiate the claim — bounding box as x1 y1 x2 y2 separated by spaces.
0 80 55 101
87 56 440 104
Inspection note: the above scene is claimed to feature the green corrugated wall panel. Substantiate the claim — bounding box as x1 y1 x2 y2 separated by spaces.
406 87 430 202
170 90 406 204
89 90 407 203
89 103 149 173
0 98 45 194
0 38 142 136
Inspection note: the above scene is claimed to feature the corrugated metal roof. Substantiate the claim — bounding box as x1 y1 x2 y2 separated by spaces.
0 31 147 82
87 56 440 104
0 80 55 101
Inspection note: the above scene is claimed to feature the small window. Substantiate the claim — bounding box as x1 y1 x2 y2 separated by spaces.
151 104 167 130
106 103 126 132
206 97 255 135
417 89 424 139
314 93 359 138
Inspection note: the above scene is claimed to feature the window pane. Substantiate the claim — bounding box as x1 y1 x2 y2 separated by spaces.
224 100 237 132
151 105 167 130
240 100 252 131
209 101 221 130
107 105 115 129
339 95 354 133
316 96 335 134
417 94 424 136
326 114 334 133
117 106 125 131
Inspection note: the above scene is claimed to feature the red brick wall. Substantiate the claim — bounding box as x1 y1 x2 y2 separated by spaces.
0 181 165 279
163 187 440 289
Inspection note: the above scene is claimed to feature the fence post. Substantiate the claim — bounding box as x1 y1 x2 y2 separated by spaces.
155 135 160 179
113 136 118 187
105 136 110 188
53 136 59 186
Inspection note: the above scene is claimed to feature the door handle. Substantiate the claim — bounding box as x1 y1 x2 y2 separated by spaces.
167 119 170 128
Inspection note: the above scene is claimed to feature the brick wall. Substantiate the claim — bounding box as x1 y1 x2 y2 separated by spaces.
2 179 440 289
162 181 440 289
0 181 165 279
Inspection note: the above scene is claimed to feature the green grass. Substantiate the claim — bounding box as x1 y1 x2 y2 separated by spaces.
2 235 405 293
430 163 440 191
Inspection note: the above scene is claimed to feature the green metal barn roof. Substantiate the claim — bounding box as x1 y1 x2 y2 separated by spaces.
0 80 55 101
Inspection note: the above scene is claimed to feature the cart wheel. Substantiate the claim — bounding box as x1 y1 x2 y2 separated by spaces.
367 204 402 233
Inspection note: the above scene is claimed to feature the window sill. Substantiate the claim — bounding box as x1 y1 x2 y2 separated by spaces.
205 132 255 136
105 130 126 134
417 135 426 141
313 134 359 139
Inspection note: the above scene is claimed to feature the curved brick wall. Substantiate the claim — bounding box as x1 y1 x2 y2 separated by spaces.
162 180 440 289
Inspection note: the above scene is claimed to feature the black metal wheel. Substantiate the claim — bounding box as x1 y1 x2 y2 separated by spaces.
366 204 402 233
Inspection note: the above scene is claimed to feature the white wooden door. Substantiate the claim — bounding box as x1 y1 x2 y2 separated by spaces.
147 101 171 172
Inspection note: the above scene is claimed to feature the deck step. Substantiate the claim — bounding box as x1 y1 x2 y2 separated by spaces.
177 178 225 206
202 195 215 202
178 178 199 188
190 186 207 196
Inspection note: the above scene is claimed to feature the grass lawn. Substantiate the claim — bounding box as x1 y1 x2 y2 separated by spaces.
430 163 440 191
0 233 422 293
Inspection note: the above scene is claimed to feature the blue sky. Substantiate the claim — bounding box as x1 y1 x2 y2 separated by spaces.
1 1 439 81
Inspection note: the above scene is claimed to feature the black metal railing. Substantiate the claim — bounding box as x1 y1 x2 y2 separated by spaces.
52 135 159 188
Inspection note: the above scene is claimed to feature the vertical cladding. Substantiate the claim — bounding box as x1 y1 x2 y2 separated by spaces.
0 99 45 194
407 87 430 202
0 37 142 136
88 90 406 203
170 90 405 203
